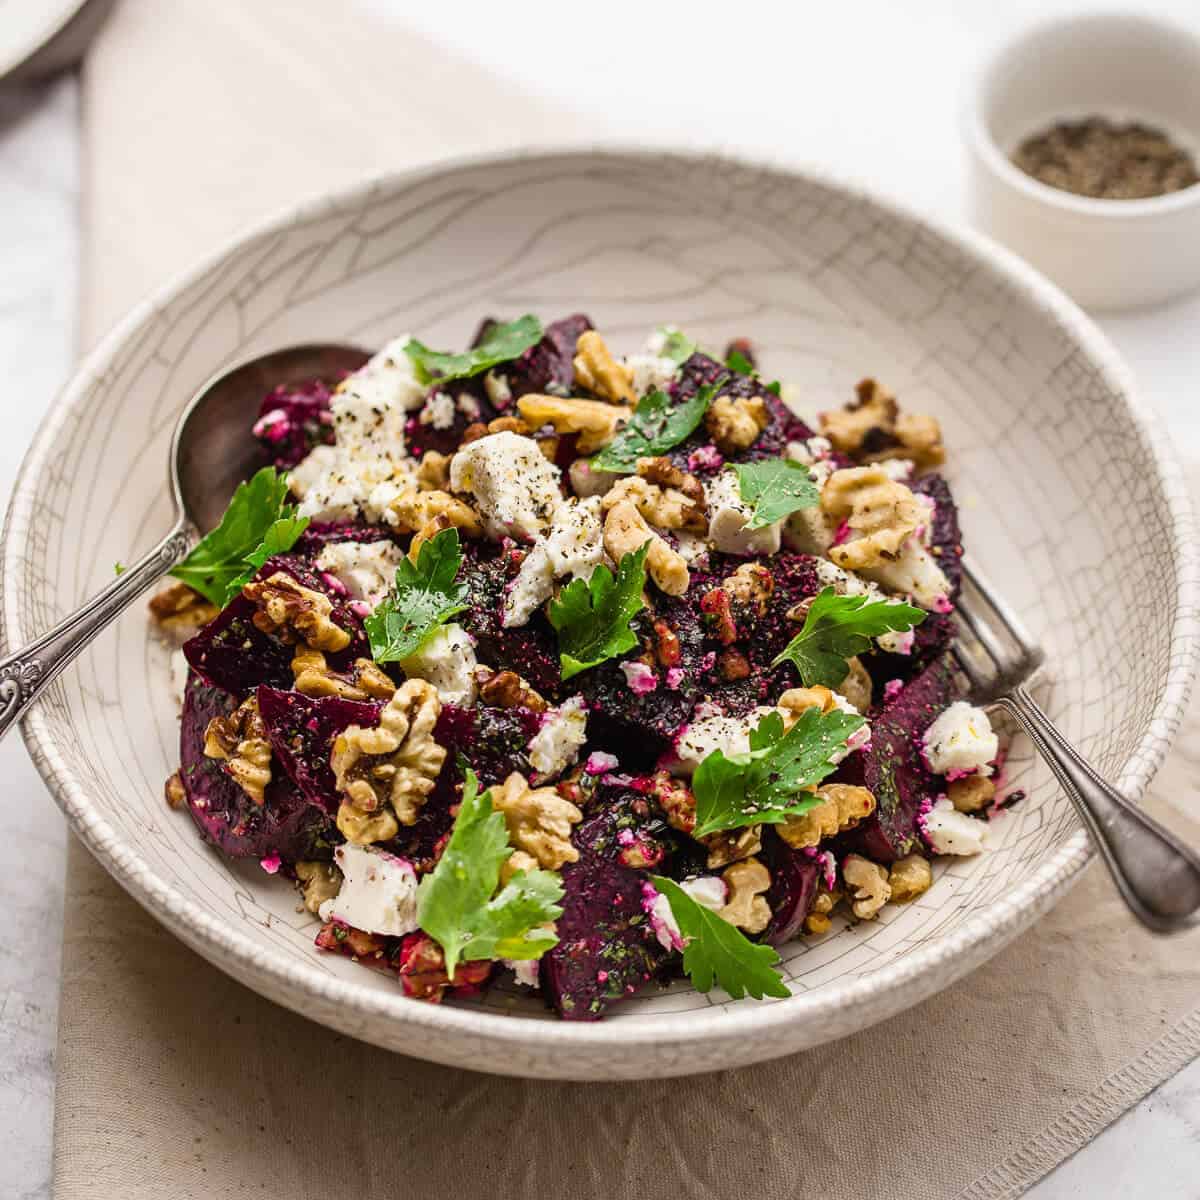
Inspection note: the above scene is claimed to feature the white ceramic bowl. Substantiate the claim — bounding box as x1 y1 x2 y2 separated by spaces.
966 13 1200 310
3 148 1196 1080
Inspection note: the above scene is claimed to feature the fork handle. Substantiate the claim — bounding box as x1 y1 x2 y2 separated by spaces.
997 684 1200 933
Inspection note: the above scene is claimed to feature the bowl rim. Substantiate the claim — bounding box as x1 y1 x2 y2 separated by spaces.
5 143 1196 1071
964 11 1200 221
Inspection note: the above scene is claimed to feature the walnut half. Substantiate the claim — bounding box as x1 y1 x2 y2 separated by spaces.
517 393 631 454
719 856 772 934
203 696 273 806
777 783 875 850
331 679 446 843
602 499 689 596
573 330 635 405
842 854 891 920
292 648 395 701
491 771 583 871
705 392 769 454
820 465 923 570
243 572 351 653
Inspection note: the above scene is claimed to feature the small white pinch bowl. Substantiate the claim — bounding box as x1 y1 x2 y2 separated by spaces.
966 13 1200 310
2 147 1195 1079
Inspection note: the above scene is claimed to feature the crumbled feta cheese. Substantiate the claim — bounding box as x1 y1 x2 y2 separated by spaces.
782 457 837 554
398 623 478 705
585 751 619 775
318 843 420 936
528 696 588 781
450 431 562 541
339 335 427 413
880 458 915 481
644 326 675 356
859 538 952 611
315 540 403 609
673 708 773 775
642 882 685 952
484 370 512 408
568 456 621 498
706 471 782 556
287 443 338 500
922 701 998 777
810 558 916 654
419 390 456 430
784 436 833 466
621 661 658 695
922 797 988 856
623 354 678 395
506 958 540 988
502 497 605 627
678 876 727 911
674 531 710 566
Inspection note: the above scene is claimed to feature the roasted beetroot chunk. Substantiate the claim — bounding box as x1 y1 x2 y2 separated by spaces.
254 378 335 470
404 378 492 457
838 658 954 862
257 686 382 808
910 473 963 599
542 785 677 1019
760 832 822 945
183 554 369 695
506 313 592 399
293 521 401 557
179 674 337 861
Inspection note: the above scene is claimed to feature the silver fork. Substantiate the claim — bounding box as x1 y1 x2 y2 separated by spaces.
950 555 1200 933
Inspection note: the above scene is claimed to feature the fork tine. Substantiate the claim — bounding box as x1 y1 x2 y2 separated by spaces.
949 640 993 699
954 596 1012 667
960 555 1043 663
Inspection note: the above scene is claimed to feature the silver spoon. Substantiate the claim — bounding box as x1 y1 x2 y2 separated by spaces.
0 343 369 741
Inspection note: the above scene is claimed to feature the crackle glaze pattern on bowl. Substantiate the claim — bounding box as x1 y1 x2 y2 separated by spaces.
3 149 1195 1080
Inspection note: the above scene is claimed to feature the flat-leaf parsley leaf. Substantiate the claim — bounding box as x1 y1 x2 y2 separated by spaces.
589 382 721 474
365 527 468 662
417 766 563 976
656 326 697 366
169 466 309 608
548 543 650 680
772 587 925 688
650 876 788 999
403 314 542 385
730 460 820 529
693 707 865 837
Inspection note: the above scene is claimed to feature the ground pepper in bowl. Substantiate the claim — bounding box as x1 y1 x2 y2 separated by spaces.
1012 116 1199 200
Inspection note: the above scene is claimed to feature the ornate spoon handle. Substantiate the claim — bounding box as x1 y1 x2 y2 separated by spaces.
0 525 189 741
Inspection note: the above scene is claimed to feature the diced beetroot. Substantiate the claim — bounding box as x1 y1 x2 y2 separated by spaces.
541 786 677 1020
256 686 383 809
182 554 368 695
838 659 954 862
506 313 592 399
404 377 492 457
254 378 335 470
910 473 963 599
760 831 822 945
179 673 337 861
293 521 402 556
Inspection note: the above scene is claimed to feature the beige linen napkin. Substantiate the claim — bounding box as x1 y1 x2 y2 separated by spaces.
55 3 1200 1197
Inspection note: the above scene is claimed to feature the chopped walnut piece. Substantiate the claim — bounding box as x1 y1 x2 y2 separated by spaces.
705 392 769 454
203 696 273 806
602 475 707 534
337 803 399 845
703 825 762 870
776 685 839 728
397 931 491 1002
602 499 689 596
478 669 548 714
500 848 541 886
723 561 774 618
164 771 186 810
891 411 945 470
949 774 996 813
243 572 351 653
147 581 218 636
416 450 451 491
888 854 933 903
776 783 876 849
407 513 453 563
842 854 891 920
719 856 772 934
292 647 395 701
804 886 843 936
820 379 945 470
516 393 631 454
388 489 482 538
636 457 707 531
649 771 696 835
486 414 532 436
573 330 635 405
652 619 682 668
331 679 446 841
820 465 923 570
838 656 873 714
295 861 343 914
491 771 583 870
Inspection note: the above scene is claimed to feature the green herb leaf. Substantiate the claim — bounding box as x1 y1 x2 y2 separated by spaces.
766 380 782 397
649 876 788 999
113 562 126 577
365 527 468 662
726 349 754 376
656 326 696 366
417 767 563 976
730 460 820 530
548 543 649 680
403 314 542 385
771 587 926 688
589 382 720 473
692 707 866 837
169 467 309 607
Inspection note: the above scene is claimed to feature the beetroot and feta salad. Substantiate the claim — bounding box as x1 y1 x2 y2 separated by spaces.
152 315 1014 1020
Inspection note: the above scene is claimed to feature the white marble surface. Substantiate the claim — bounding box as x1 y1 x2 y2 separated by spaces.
2 2 1200 1196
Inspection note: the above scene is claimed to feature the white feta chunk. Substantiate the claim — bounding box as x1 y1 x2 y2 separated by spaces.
673 707 774 775
398 623 478 705
450 431 562 542
922 797 988 856
782 457 837 555
678 876 727 911
287 443 338 499
506 958 540 988
484 370 512 408
706 471 782 557
528 696 588 782
859 539 952 611
922 701 998 777
419 390 456 430
318 843 420 936
623 353 679 395
642 882 685 952
339 335 427 413
315 540 403 609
